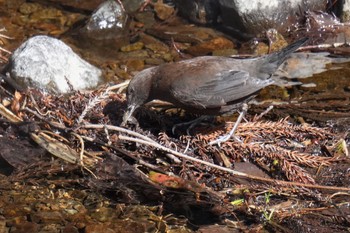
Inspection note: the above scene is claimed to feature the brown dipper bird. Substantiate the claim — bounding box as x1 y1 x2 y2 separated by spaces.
122 38 308 144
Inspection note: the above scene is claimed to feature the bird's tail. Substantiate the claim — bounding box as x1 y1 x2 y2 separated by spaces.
259 37 308 76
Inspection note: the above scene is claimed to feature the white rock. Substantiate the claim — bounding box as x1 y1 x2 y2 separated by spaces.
9 35 102 94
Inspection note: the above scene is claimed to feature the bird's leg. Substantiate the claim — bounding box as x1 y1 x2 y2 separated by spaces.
209 103 248 146
172 115 214 135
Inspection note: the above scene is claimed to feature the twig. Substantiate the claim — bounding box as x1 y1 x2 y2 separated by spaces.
23 107 67 130
106 80 129 93
71 132 98 179
254 105 274 121
83 124 155 143
119 135 248 176
83 124 246 172
0 46 11 54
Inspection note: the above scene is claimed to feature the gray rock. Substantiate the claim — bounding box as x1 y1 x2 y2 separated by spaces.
85 0 128 39
122 0 145 13
9 35 102 94
74 0 129 57
174 0 326 38
218 0 326 34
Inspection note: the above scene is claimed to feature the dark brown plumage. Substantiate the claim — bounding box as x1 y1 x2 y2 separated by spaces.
122 38 308 137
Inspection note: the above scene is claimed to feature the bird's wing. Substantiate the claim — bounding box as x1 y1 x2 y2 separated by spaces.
172 70 272 109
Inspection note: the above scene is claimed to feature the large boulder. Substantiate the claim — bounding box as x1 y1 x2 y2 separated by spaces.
8 35 102 94
174 0 326 39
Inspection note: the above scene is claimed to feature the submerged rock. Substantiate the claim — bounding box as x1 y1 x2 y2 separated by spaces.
72 0 130 57
186 37 234 56
8 35 102 94
84 0 128 39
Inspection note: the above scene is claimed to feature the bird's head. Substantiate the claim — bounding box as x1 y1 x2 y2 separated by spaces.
121 67 156 126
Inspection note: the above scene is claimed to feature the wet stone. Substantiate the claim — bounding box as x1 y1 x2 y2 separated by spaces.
37 0 104 12
125 59 145 71
85 0 128 35
254 33 288 55
6 216 27 227
90 207 118 222
212 48 238 57
64 209 78 215
16 2 69 34
145 57 165 65
113 219 152 232
33 202 51 212
139 33 170 52
146 25 221 43
174 0 326 37
134 11 157 29
29 8 65 24
0 220 5 233
145 43 169 53
39 224 62 233
75 221 86 230
70 190 88 200
122 0 145 13
85 224 116 233
72 203 87 213
161 52 173 62
259 85 290 100
62 224 79 233
73 0 130 53
3 205 27 218
120 42 144 52
18 2 42 15
154 1 175 20
10 222 38 233
186 37 234 56
114 69 131 80
30 211 64 224
119 49 149 59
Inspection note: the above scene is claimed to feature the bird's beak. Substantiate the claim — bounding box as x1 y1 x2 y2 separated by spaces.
121 104 136 126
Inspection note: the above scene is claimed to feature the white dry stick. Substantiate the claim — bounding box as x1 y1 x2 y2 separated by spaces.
0 27 13 56
83 124 155 143
0 46 11 54
106 80 130 93
119 134 250 176
83 123 248 177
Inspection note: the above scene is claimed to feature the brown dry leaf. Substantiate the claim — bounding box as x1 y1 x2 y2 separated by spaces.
10 91 22 115
149 171 205 192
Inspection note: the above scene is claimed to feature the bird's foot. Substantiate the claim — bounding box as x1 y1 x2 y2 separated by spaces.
208 103 248 146
208 134 231 146
209 134 242 146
